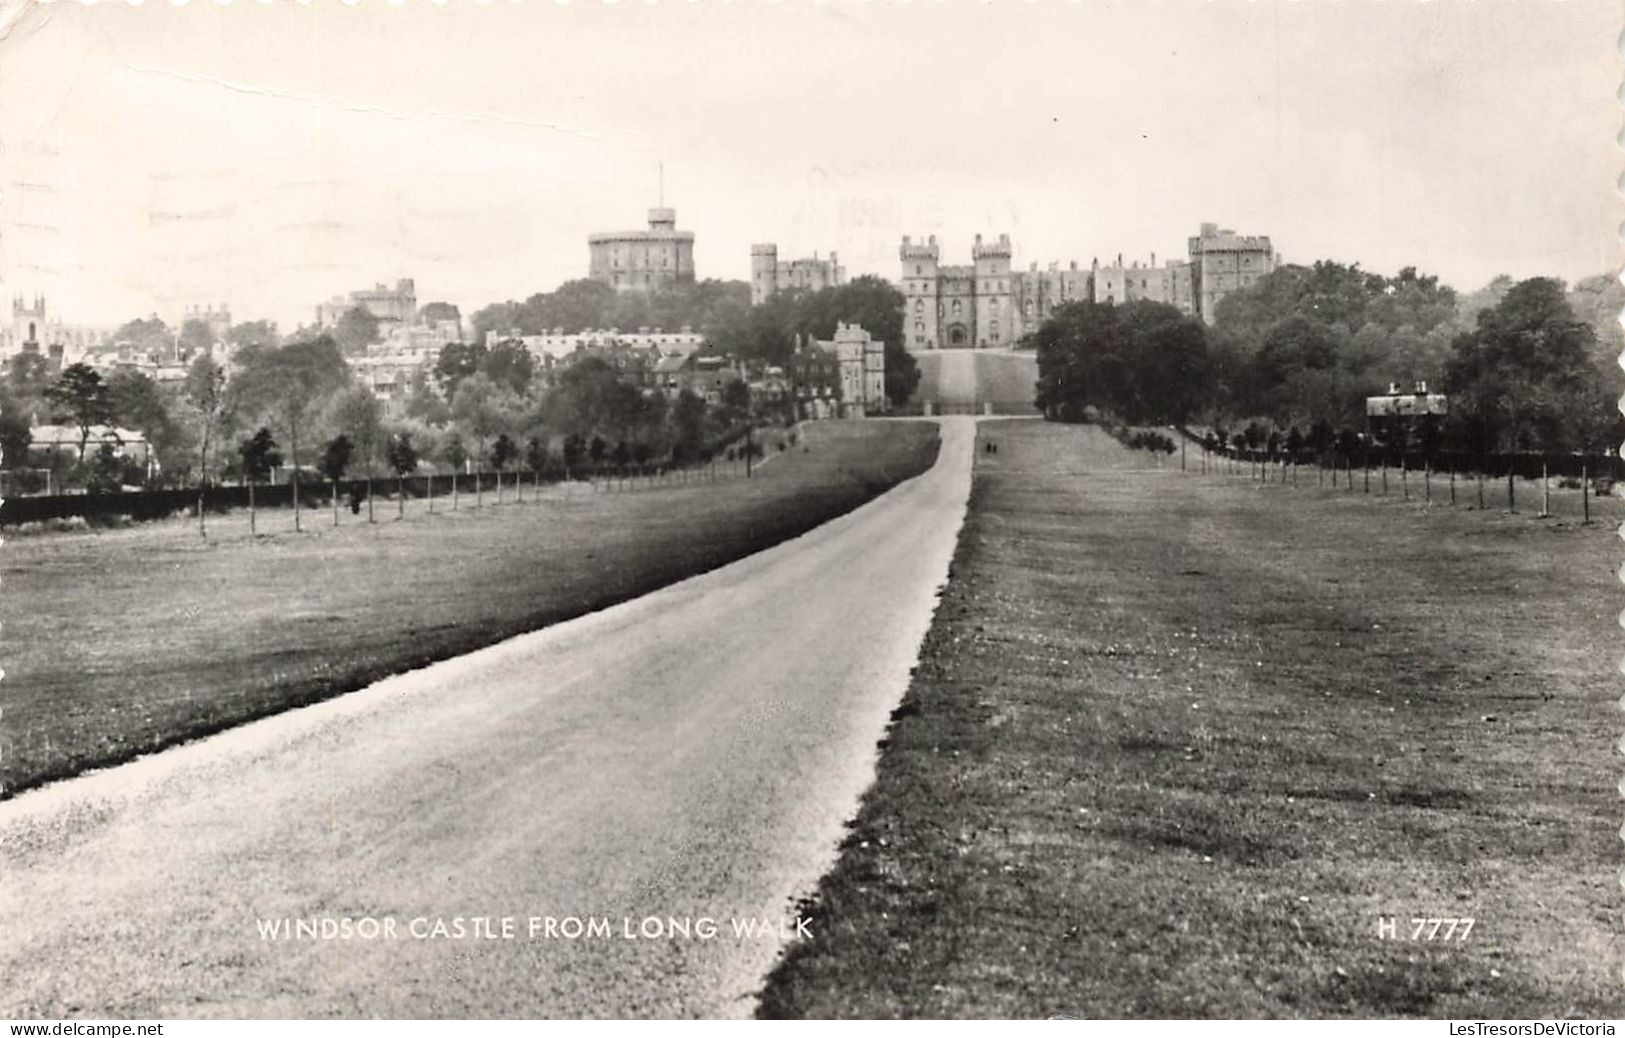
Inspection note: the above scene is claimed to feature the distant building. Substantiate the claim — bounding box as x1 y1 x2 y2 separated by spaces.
791 323 886 419
3 296 110 357
487 326 705 365
1188 223 1275 324
1090 253 1195 317
899 233 1033 350
749 245 845 305
588 207 696 294
181 303 232 344
316 279 418 333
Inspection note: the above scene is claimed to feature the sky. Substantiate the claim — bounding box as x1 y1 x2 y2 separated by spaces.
0 0 1617 330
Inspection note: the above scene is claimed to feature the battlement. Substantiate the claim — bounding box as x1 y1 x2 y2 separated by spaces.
751 243 778 256
971 232 1012 259
899 234 940 261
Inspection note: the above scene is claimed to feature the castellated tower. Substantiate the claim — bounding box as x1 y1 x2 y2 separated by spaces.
972 233 1013 347
750 244 779 306
899 235 941 350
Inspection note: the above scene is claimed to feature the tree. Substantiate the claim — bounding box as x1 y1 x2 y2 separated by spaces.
450 373 510 507
238 427 283 535
0 390 32 471
107 369 190 478
561 433 586 477
883 340 920 407
183 355 237 538
387 431 419 519
480 340 535 395
232 336 350 532
328 385 384 523
719 377 752 423
1443 278 1598 456
491 433 517 499
44 363 113 460
402 368 450 425
418 301 461 327
179 318 217 358
441 432 468 509
228 320 279 350
1034 300 1211 426
320 433 354 526
434 341 488 399
112 317 174 358
669 390 707 464
525 435 548 478
334 307 382 355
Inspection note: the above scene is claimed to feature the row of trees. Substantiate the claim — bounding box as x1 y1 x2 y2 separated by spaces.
1036 262 1619 462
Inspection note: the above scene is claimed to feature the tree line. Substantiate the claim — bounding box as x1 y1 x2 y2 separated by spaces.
1034 261 1620 464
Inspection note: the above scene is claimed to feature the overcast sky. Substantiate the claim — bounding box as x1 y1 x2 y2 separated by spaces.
0 0 1616 329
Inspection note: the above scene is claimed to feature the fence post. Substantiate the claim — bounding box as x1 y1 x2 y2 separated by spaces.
428 474 435 514
1381 462 1388 495
1477 469 1484 509
1540 462 1550 518
1401 457 1408 501
1583 463 1590 524
1449 464 1455 506
249 482 256 538
1507 465 1515 513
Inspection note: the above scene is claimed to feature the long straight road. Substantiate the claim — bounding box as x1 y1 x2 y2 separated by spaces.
0 419 976 1019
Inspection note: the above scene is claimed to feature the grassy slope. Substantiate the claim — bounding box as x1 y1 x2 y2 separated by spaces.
0 421 938 799
759 420 1619 1018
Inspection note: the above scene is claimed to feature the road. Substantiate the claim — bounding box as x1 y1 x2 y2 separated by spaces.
913 348 1039 415
0 419 978 1019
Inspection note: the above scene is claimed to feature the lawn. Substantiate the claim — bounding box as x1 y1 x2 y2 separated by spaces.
0 421 939 799
759 419 1620 1018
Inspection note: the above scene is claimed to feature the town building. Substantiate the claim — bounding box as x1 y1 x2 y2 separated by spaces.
1188 223 1275 324
588 207 696 294
749 245 845 305
789 323 887 419
316 279 418 333
2 296 110 357
486 326 705 366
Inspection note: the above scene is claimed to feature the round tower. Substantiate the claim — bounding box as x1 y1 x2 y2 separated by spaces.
750 243 779 306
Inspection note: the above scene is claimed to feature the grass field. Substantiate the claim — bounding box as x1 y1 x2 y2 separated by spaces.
759 419 1619 1018
0 421 939 799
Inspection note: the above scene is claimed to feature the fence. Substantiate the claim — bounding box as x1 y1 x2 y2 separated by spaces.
1171 427 1622 522
0 459 743 529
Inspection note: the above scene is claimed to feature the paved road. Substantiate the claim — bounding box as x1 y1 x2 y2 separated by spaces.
0 419 978 1019
914 348 1038 414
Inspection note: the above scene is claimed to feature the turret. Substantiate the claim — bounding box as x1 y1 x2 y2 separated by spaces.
750 243 779 304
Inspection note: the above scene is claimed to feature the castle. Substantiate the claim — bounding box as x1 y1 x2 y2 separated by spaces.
749 245 845 305
317 279 417 333
588 207 696 294
899 223 1275 350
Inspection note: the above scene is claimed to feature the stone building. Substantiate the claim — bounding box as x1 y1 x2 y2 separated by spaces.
3 295 110 357
317 279 418 333
1090 253 1196 317
899 234 1025 350
182 303 232 344
791 323 885 419
749 245 845 305
1188 223 1275 324
588 207 696 294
